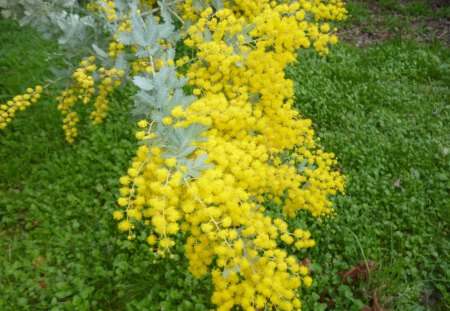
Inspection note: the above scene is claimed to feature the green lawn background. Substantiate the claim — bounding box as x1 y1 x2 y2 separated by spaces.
1 1 449 310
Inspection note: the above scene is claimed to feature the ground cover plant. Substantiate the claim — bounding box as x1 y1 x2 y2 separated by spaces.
1 0 449 310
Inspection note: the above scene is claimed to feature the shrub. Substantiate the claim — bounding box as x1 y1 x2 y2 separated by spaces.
0 0 346 309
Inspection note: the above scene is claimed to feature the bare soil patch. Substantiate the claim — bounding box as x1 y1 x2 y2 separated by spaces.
339 1 450 46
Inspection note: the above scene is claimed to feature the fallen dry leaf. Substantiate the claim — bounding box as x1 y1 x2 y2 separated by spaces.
339 261 376 284
38 279 46 289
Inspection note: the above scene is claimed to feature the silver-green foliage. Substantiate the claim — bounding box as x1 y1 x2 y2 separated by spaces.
122 2 213 178
0 0 93 47
3 0 213 178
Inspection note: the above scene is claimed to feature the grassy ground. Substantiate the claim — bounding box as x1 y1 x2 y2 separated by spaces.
1 2 449 310
289 41 449 310
340 0 449 46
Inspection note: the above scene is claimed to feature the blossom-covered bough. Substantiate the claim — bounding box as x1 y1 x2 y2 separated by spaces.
0 0 347 309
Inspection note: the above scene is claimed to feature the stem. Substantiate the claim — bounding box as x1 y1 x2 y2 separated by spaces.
167 6 185 25
141 0 183 17
149 54 157 78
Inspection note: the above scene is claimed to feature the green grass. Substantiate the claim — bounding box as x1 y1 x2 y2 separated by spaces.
342 0 450 45
1 8 450 311
377 0 450 18
349 0 450 19
288 40 450 310
0 19 57 99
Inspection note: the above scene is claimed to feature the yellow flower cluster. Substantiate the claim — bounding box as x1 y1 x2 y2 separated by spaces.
1 1 346 308
181 0 346 56
140 0 157 9
117 143 186 246
108 41 125 59
99 0 117 22
86 0 118 21
86 2 100 14
108 14 129 60
57 56 123 142
116 1 346 310
131 59 150 75
0 86 42 130
131 55 174 75
91 67 124 124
